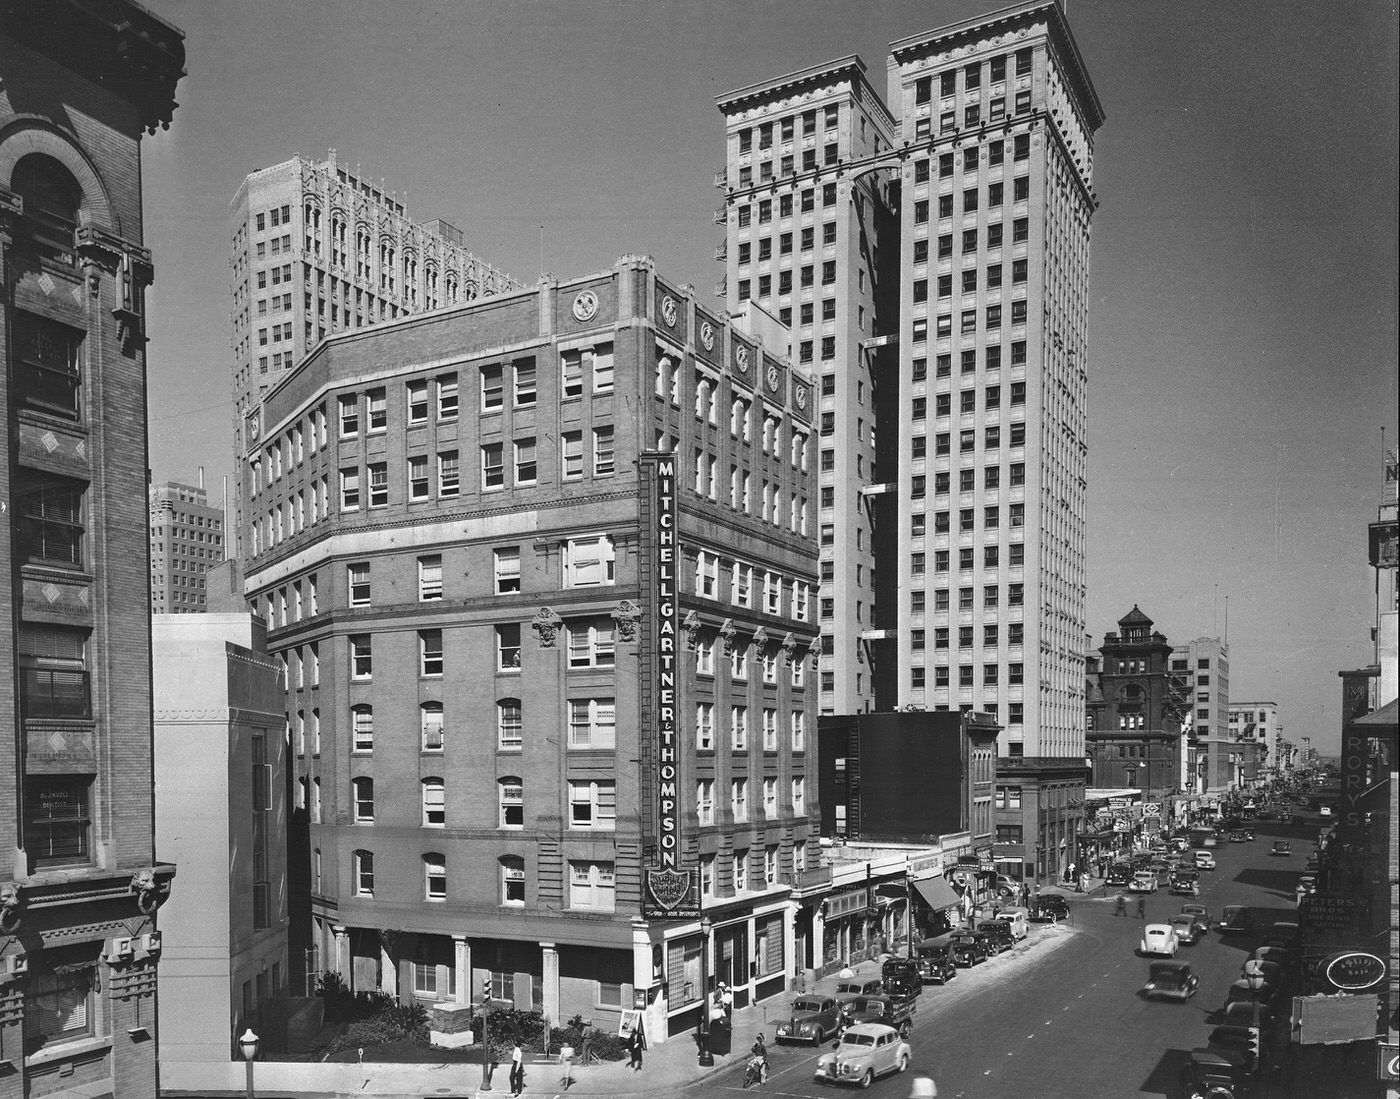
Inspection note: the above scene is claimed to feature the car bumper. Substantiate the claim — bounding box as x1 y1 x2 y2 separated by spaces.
814 1062 875 1084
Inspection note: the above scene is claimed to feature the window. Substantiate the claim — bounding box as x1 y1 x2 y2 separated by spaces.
422 853 447 900
350 635 372 679
420 629 444 676
408 380 429 423
481 443 504 490
23 776 91 869
568 698 616 748
438 451 460 497
563 535 615 587
339 468 361 510
569 861 616 911
562 432 584 479
499 778 523 827
697 780 715 825
1009 663 1024 685
593 426 615 477
338 394 359 437
494 546 521 593
365 388 387 432
347 562 371 607
695 703 714 749
496 623 521 670
353 850 375 896
498 699 522 748
513 357 537 406
421 779 446 827
16 473 85 567
409 454 430 500
481 364 504 411
421 702 445 751
1009 583 1024 606
352 776 374 822
569 780 616 830
762 708 778 751
437 374 459 420
500 856 525 906
351 705 374 752
567 618 615 668
731 778 748 822
762 776 778 820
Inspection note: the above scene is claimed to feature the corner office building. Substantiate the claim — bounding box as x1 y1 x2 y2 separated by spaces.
240 256 820 1042
1 5 183 1097
227 152 522 553
148 479 226 613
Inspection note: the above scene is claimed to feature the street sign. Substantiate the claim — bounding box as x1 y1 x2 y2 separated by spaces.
1378 1042 1399 1083
1142 803 1161 816
1302 895 1357 933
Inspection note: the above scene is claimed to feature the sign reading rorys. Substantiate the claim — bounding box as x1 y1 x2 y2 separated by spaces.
1324 951 1386 991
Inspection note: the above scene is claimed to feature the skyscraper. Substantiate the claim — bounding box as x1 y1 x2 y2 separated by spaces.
148 479 226 613
227 152 521 552
719 1 1102 749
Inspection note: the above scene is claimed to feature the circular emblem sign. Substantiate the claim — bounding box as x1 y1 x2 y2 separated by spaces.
572 291 598 322
735 345 750 372
766 365 780 391
1324 952 1386 991
700 321 715 351
661 295 678 327
795 385 807 409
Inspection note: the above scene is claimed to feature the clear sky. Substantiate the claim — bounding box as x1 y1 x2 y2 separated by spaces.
136 0 1398 755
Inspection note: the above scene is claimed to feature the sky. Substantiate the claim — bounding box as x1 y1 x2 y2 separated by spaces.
135 0 1398 755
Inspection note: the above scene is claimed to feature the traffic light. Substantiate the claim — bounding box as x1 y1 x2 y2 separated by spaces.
1246 1026 1261 1074
481 978 492 1005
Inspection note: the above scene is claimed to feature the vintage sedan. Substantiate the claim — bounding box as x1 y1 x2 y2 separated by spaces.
776 995 842 1045
1270 840 1292 856
813 1022 912 1088
947 933 990 967
1129 871 1159 893
1141 960 1199 1001
1167 914 1203 945
838 994 915 1038
1219 905 1254 935
913 940 957 984
1139 923 1180 957
1029 894 1071 922
1106 864 1132 888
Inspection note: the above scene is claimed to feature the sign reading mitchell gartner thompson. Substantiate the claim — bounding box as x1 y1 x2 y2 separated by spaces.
642 452 700 920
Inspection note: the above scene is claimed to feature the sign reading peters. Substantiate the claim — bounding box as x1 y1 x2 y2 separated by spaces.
642 452 700 920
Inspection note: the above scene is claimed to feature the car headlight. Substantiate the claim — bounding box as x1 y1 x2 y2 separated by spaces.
798 1023 812 1034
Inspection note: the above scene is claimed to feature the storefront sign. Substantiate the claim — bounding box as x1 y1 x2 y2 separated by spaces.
642 453 698 920
1376 1042 1399 1083
1302 895 1356 932
1323 951 1386 991
824 890 871 920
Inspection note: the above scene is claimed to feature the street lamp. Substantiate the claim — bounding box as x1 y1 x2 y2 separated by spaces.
479 976 494 1091
697 915 714 1066
237 1028 259 1099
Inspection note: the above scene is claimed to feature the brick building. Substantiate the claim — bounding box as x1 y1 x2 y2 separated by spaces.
149 478 226 613
0 5 183 1097
240 256 820 1043
226 153 521 556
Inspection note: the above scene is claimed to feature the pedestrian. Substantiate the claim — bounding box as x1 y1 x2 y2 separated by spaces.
559 1042 575 1090
1136 895 1147 920
580 1022 596 1066
720 982 733 1021
628 1024 645 1071
509 1042 524 1096
1114 894 1127 917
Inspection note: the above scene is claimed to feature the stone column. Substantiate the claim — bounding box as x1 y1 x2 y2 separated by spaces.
784 900 798 990
454 935 470 1004
333 925 349 984
811 905 825 976
541 942 560 1026
380 940 395 996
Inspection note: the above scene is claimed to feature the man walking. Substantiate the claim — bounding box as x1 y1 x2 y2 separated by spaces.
509 1042 524 1096
628 1025 645 1071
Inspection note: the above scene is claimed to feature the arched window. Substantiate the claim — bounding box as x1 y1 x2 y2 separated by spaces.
12 155 81 263
499 778 523 828
421 778 444 827
351 704 373 752
499 855 524 906
421 702 444 751
497 698 522 749
352 776 374 822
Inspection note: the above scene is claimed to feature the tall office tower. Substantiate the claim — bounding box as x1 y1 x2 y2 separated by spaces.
717 59 899 717
227 152 521 554
0 5 184 1097
886 1 1101 758
240 257 820 1042
149 479 226 613
1172 636 1232 791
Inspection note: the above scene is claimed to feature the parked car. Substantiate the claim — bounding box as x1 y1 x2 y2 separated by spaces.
776 995 842 1045
1167 914 1203 945
948 933 990 967
879 958 922 999
1129 871 1159 893
833 977 885 1017
993 907 1030 941
1193 850 1216 870
812 1022 911 1088
1141 960 1199 1001
1296 874 1318 896
838 994 915 1038
1208 1026 1265 1075
1225 977 1279 1009
1223 1001 1274 1030
1267 921 1301 949
1139 923 1179 957
1219 905 1254 935
975 920 1015 955
1168 868 1200 897
1029 894 1070 922
913 940 957 984
1251 946 1292 969
1270 840 1292 857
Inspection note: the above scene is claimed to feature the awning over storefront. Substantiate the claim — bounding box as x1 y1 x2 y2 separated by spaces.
911 876 961 912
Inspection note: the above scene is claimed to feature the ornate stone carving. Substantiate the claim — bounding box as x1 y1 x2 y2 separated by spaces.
751 626 769 652
718 618 738 655
808 637 823 668
531 607 563 648
1 882 24 933
781 632 799 665
611 599 642 642
681 610 701 650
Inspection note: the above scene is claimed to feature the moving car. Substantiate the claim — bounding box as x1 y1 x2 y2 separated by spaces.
1106 864 1132 888
947 933 990 967
1228 830 1249 843
1296 874 1317 896
1129 871 1158 893
1167 914 1203 945
812 1022 911 1088
1219 905 1254 935
1178 907 1211 940
1193 850 1216 870
1139 923 1179 957
913 940 956 984
1029 894 1070 922
1180 1047 1251 1099
1270 840 1292 856
776 995 842 1045
838 994 915 1038
1168 868 1200 897
1141 960 1199 1001
879 958 922 999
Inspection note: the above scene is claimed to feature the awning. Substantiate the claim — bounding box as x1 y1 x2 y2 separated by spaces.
911 876 961 912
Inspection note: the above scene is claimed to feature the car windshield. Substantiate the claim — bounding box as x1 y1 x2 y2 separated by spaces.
841 1033 875 1047
793 999 823 1012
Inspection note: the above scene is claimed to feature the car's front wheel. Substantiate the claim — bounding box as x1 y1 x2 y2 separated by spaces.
897 1054 910 1073
860 1069 875 1089
811 1027 823 1046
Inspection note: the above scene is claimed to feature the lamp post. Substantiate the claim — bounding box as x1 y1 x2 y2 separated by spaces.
697 916 714 1066
479 977 493 1092
237 1028 259 1099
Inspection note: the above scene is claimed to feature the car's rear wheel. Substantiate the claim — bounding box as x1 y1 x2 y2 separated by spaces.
897 1054 909 1073
860 1069 875 1089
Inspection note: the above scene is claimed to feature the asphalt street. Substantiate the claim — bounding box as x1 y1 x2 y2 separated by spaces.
681 814 1377 1099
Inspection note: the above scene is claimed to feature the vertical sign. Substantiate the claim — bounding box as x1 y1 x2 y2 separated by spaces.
642 453 699 919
